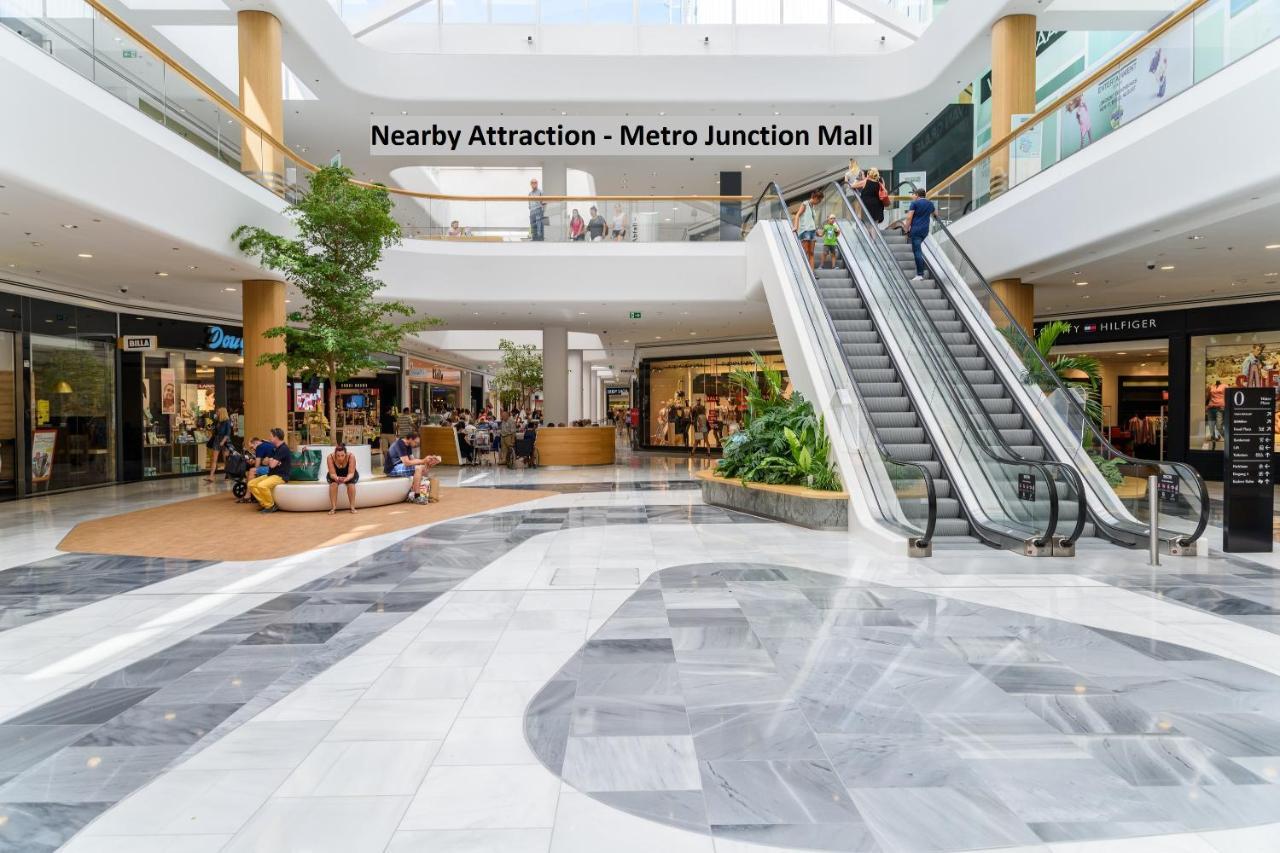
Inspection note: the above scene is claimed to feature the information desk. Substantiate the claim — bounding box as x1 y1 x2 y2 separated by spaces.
534 427 616 466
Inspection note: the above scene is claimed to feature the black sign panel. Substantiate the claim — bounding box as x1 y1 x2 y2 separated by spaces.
1017 473 1036 502
1157 473 1179 502
1224 387 1275 553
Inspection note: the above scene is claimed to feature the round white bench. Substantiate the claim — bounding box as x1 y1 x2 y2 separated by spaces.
273 475 411 512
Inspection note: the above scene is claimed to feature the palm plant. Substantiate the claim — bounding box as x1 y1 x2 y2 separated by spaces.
1006 320 1103 424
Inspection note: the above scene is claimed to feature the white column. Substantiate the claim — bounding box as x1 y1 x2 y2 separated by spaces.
541 326 568 423
596 378 606 421
581 362 593 423
567 350 583 422
540 159 567 241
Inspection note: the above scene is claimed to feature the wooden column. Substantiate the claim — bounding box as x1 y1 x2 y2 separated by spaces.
242 280 287 444
989 14 1037 196
237 10 283 191
990 278 1035 332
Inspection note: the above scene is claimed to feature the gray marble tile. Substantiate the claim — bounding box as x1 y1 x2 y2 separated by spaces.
1019 693 1171 735
700 759 862 825
968 757 1174 824
582 638 676 664
7 688 157 726
0 801 108 853
240 621 348 645
711 822 882 852
562 735 700 792
1160 712 1280 757
690 703 825 762
73 703 243 747
576 663 683 697
570 696 689 737
0 727 97 777
593 790 708 834
1080 735 1269 786
848 786 1039 851
0 746 185 803
821 735 982 789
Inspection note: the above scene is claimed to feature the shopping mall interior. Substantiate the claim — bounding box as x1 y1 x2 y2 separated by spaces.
3 0 1280 851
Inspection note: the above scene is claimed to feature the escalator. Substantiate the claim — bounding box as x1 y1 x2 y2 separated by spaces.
756 184 1082 557
854 181 1208 553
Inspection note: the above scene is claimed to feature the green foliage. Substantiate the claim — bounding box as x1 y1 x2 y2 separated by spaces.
1004 320 1103 424
231 165 439 435
716 353 841 492
1089 452 1124 487
493 338 543 410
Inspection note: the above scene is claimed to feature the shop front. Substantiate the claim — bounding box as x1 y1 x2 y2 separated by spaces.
118 317 245 481
636 351 789 451
605 386 630 423
406 356 463 417
1035 300 1280 480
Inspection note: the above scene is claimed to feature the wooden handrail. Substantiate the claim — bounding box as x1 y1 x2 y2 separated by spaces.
76 0 749 204
928 0 1209 200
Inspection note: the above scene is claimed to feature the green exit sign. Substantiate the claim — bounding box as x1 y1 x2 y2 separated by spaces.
628 311 642 319
122 49 138 58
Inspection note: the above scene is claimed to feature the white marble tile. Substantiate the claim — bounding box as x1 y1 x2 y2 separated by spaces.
325 698 463 741
366 666 483 700
220 795 410 853
253 683 366 722
275 740 441 797
550 791 713 853
480 652 576 683
435 717 537 765
399 765 561 830
180 721 334 771
459 680 545 718
82 768 293 836
60 834 232 853
385 828 552 853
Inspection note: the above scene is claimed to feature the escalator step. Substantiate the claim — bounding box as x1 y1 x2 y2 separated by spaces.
879 427 926 444
841 343 887 358
859 383 906 399
881 443 934 461
851 369 898 383
869 411 918 429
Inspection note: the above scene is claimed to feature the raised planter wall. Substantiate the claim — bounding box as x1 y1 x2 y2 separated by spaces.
696 470 848 531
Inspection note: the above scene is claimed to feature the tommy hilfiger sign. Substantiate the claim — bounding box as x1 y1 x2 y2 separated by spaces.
1034 312 1180 344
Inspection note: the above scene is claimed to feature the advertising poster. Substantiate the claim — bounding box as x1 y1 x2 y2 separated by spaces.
1009 113 1043 186
1059 24 1192 159
1201 338 1280 445
31 428 57 484
160 368 176 415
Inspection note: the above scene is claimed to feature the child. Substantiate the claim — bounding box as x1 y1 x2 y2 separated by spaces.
819 215 841 270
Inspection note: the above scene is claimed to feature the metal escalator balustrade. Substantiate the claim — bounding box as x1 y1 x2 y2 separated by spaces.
751 184 943 555
823 182 1083 555
897 181 1209 553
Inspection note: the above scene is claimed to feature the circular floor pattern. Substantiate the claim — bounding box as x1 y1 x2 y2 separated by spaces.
523 562 1280 852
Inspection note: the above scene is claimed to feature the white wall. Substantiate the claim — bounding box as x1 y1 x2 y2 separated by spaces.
950 37 1280 282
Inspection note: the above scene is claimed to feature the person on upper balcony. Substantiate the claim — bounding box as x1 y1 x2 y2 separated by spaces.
528 178 546 242
903 188 935 282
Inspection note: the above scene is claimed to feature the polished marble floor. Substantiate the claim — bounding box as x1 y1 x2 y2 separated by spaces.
0 454 1278 852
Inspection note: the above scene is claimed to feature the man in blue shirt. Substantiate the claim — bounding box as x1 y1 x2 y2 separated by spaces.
248 427 292 513
384 433 441 503
902 188 936 282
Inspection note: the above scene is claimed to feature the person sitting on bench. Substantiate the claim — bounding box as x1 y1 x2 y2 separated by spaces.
384 433 441 504
247 427 292 514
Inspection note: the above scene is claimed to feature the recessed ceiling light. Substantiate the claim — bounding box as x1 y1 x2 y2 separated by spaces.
1116 352 1127 355
1188 235 1204 240
223 287 237 292
689 331 697 335
155 271 168 277
1266 244 1280 249
1159 265 1175 270
61 224 77 229
1267 272 1279 277
744 165 752 169
77 253 92 258
655 335 662 339
622 339 629 343
1074 281 1087 286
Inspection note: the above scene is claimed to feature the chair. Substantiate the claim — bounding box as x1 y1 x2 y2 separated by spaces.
470 429 497 466
513 430 538 468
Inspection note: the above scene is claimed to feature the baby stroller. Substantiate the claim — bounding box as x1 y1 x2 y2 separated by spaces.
512 429 539 469
223 447 251 500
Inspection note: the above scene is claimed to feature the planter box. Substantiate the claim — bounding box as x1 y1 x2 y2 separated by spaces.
696 470 848 531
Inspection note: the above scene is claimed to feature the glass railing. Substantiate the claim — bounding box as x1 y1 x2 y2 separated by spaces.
817 183 1078 553
398 197 736 243
753 183 937 553
2 0 749 239
832 181 1090 551
901 180 1209 550
930 0 1279 223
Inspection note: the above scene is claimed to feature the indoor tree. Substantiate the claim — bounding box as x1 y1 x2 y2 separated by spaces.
493 338 543 412
232 165 439 441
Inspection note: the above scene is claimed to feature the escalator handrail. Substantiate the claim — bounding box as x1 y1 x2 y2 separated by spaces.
838 181 1088 548
830 183 1063 549
754 182 937 550
895 180 1209 549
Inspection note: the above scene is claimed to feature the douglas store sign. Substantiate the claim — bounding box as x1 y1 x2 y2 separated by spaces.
1035 311 1182 344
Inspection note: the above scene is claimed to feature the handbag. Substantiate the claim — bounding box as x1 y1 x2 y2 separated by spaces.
290 448 323 482
877 181 891 206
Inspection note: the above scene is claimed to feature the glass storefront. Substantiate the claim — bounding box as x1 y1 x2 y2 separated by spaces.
1190 330 1280 452
639 351 789 449
29 333 116 492
140 351 243 478
0 331 16 500
406 357 463 418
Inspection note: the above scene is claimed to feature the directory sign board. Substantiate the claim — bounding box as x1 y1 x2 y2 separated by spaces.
1224 387 1275 552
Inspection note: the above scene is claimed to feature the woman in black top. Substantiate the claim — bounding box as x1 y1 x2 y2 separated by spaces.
852 167 886 229
205 407 232 482
326 443 360 514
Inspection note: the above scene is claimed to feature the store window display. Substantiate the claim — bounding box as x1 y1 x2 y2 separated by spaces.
141 352 242 478
1190 332 1280 451
642 352 789 450
30 333 116 491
